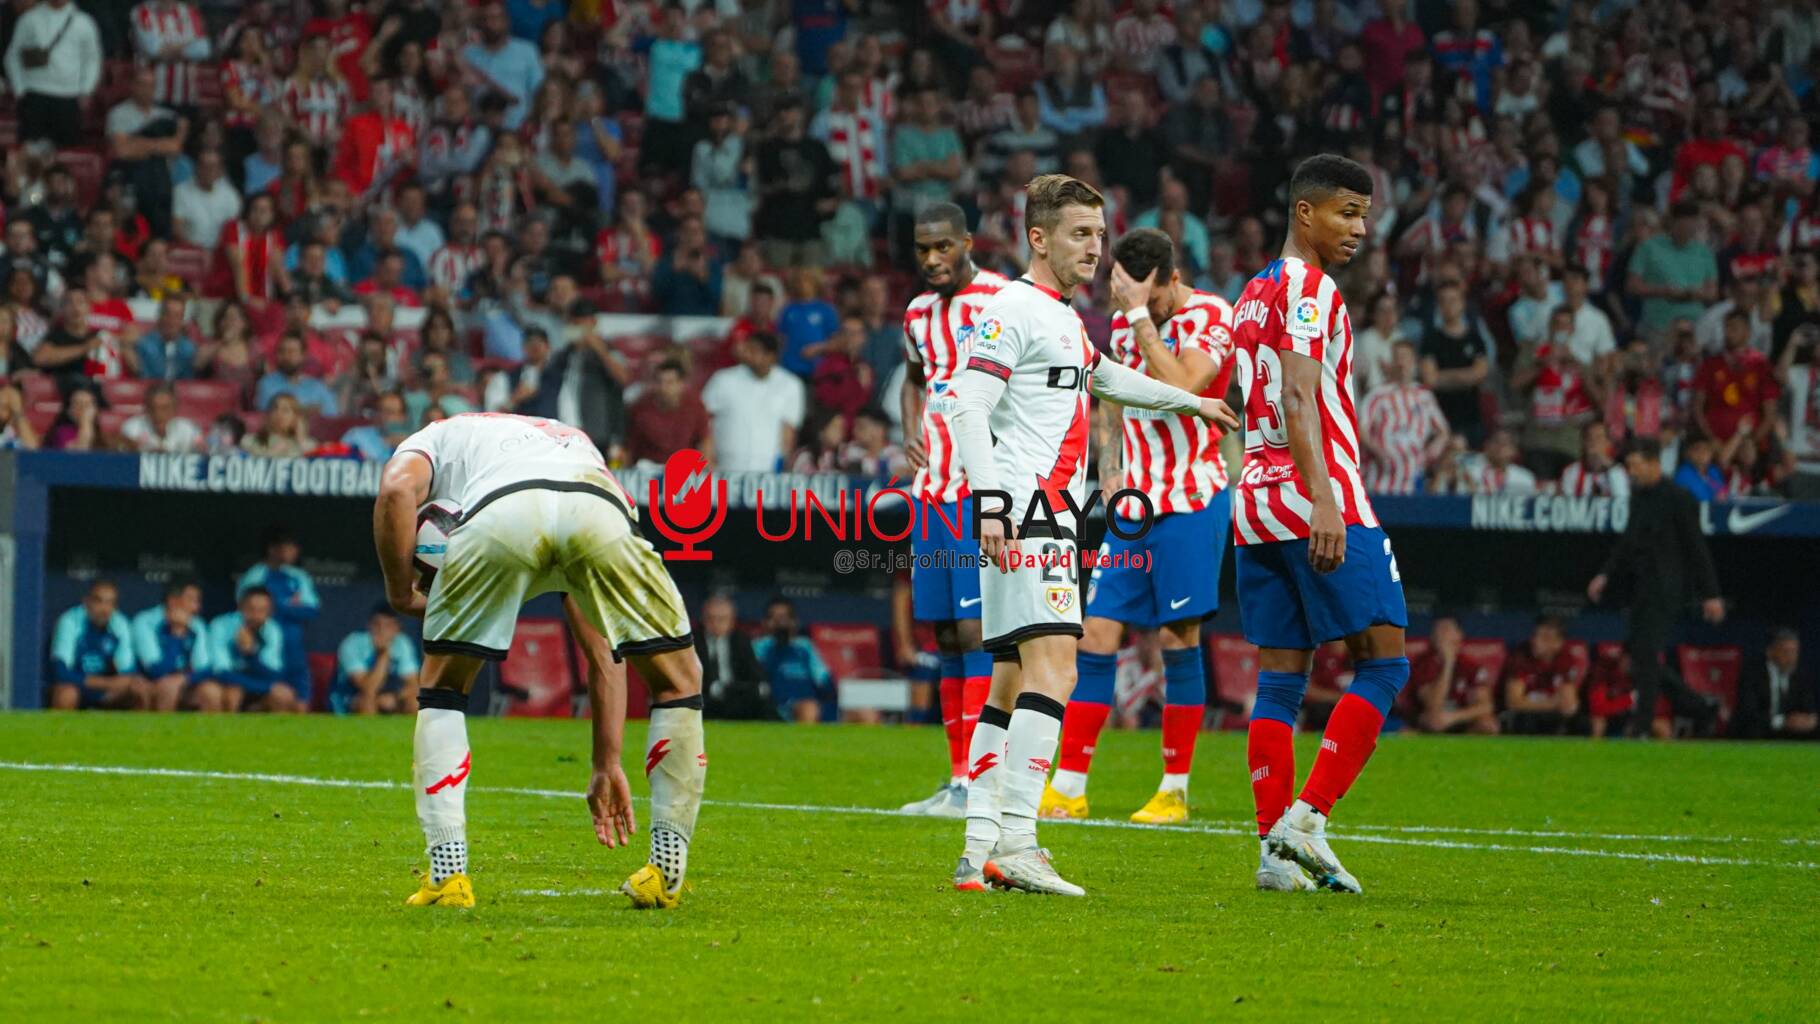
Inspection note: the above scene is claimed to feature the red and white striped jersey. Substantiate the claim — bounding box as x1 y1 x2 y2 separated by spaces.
282 76 351 149
964 277 1098 524
429 243 485 295
818 109 885 201
393 78 432 140
1500 215 1556 262
1573 212 1614 292
220 59 279 130
133 2 210 107
1229 257 1378 545
1359 382 1448 495
1558 460 1629 498
1109 289 1235 519
902 268 1008 504
218 220 285 300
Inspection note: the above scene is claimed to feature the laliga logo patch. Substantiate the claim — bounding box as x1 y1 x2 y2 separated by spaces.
978 318 1003 343
1046 586 1076 615
1292 297 1321 327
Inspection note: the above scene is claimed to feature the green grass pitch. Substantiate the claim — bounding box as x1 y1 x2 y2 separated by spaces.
1 713 1815 1022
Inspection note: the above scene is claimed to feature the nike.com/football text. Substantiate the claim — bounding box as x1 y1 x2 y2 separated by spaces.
831 547 1153 576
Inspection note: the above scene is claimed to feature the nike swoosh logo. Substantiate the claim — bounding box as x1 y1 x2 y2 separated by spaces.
1727 505 1793 535
1170 597 1192 610
959 597 982 608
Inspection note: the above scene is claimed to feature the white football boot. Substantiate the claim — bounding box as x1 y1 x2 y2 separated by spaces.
1266 800 1362 894
1255 838 1318 892
900 781 968 817
986 844 1085 896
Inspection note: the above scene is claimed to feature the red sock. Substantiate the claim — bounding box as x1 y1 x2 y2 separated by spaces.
1299 694 1386 815
1056 701 1111 774
1246 718 1295 836
960 674 989 756
939 677 966 779
1160 704 1203 774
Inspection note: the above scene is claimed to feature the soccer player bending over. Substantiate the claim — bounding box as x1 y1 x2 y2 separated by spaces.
1041 227 1236 826
373 413 707 910
1230 155 1408 894
947 175 1238 895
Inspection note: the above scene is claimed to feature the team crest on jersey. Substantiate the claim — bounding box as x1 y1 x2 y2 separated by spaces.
957 323 976 346
1046 586 1076 615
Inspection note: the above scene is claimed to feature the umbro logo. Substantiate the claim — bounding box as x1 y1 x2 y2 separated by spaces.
1028 757 1052 773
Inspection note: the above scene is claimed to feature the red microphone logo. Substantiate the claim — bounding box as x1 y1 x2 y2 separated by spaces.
649 449 728 561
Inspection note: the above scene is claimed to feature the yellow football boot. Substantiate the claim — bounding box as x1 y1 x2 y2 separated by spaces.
1037 782 1089 820
621 863 681 909
405 872 475 908
1129 789 1189 825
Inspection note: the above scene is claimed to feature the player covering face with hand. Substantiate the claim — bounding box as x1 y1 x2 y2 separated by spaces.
945 175 1239 895
1041 227 1236 827
1230 155 1409 894
373 413 708 911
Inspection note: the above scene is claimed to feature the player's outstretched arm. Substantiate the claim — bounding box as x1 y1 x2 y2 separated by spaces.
1279 349 1345 573
374 453 431 618
1088 357 1239 429
901 356 929 470
567 596 635 848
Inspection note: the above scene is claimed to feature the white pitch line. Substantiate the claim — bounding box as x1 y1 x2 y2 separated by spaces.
2 760 1814 871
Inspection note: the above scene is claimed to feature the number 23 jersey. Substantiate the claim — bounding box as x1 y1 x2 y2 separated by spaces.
1228 257 1377 545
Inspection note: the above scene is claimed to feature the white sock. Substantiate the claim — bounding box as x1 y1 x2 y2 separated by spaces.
645 702 707 893
1048 768 1088 799
997 698 1065 852
413 706 470 881
1159 772 1189 796
961 707 1010 863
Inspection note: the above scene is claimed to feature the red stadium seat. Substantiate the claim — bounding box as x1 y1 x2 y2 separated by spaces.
1207 633 1259 728
1677 645 1742 734
500 618 575 718
810 623 882 684
56 149 106 211
307 652 338 713
27 399 61 436
21 375 60 406
173 379 243 422
1563 639 1590 686
166 245 212 289
102 379 149 412
97 409 131 439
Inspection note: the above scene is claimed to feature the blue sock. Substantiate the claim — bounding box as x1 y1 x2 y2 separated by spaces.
1253 670 1308 726
1162 648 1205 706
961 650 993 680
1074 651 1117 706
1346 657 1411 718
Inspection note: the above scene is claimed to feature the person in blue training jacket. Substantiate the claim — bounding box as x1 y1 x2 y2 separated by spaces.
332 604 422 715
50 580 147 710
237 526 320 697
752 597 835 723
132 578 220 712
211 587 300 712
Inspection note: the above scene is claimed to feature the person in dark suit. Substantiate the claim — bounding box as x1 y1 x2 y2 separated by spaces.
1734 630 1818 740
1587 437 1725 737
695 594 771 720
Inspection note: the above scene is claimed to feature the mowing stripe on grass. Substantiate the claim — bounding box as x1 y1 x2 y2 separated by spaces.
2 760 1814 871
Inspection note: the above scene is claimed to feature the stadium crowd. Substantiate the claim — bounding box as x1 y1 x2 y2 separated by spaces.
7 1 1819 733
0 1 1817 496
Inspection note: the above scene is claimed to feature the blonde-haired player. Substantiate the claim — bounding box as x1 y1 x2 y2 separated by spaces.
946 175 1238 895
374 413 706 910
